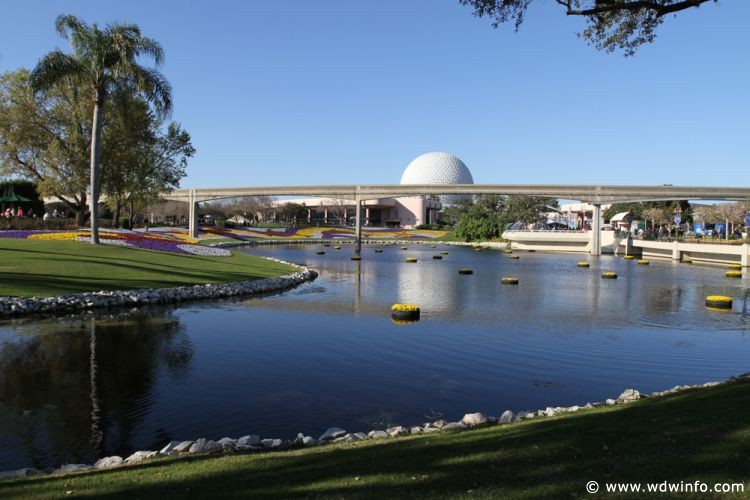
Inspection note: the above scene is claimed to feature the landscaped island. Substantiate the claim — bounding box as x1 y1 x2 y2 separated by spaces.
0 238 296 298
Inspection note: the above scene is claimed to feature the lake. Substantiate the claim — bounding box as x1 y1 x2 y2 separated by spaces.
0 244 748 470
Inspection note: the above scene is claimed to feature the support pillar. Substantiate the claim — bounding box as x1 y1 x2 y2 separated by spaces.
355 191 362 255
672 239 681 261
188 189 199 239
742 243 749 267
590 203 601 256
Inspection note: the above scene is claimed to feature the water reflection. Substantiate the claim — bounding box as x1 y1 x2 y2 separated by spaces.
0 309 192 470
1 245 748 471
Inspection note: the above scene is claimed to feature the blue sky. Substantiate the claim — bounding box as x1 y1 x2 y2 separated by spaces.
1 1 747 188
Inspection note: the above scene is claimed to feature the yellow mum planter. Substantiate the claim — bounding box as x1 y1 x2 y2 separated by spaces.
351 255 361 261
391 303 420 321
440 251 449 255
333 245 342 250
637 260 649 265
458 268 474 275
624 255 635 260
706 295 732 309
509 255 520 260
433 255 443 260
430 245 437 248
602 272 618 279
503 249 512 254
400 247 408 250
577 262 590 268
501 277 519 285
405 257 417 263
728 264 742 270
683 259 693 264
726 270 742 278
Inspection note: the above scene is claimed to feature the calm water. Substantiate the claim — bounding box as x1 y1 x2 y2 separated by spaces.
1 245 748 470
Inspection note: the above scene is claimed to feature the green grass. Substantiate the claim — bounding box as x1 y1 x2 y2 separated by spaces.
0 239 296 297
2 379 749 499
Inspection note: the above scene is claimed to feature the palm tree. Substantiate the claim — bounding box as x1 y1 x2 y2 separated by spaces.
30 15 172 243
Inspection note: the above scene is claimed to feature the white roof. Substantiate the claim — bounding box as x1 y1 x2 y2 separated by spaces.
610 211 631 222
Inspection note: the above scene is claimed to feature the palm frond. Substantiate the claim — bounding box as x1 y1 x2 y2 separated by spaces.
29 51 86 92
135 36 165 66
128 63 173 117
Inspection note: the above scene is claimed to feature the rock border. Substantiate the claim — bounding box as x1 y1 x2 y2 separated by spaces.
0 257 318 318
3 372 747 481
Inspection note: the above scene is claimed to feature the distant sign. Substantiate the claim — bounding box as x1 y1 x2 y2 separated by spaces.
674 215 682 225
744 214 750 227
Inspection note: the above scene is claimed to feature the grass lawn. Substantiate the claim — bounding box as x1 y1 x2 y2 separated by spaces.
2 379 748 499
0 238 296 297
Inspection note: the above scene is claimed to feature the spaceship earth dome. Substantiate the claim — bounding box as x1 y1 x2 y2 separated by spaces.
400 152 474 204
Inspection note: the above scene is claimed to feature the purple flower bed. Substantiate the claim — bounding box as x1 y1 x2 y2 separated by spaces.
0 230 54 238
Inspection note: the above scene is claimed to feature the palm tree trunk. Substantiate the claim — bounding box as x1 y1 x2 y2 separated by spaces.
90 102 103 244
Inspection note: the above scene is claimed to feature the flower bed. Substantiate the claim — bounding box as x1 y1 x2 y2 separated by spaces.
1 229 230 256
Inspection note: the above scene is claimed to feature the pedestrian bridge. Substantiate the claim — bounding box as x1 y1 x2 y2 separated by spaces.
163 184 750 256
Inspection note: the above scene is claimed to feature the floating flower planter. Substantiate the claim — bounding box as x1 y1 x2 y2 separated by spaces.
706 295 732 309
601 272 618 279
726 270 742 278
391 318 420 325
683 259 693 264
316 251 325 255
637 260 649 265
400 247 408 250
405 257 417 263
391 303 420 321
440 251 449 255
528 249 535 252
323 243 331 247
433 255 443 260
509 255 520 260
503 249 512 254
458 268 474 275
501 277 519 285
624 255 635 260
728 264 742 270
374 249 383 253
333 245 342 250
577 262 590 268
430 245 437 248
351 255 361 261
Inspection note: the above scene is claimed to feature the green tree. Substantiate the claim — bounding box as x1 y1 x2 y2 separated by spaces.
0 69 91 223
460 0 716 55
30 15 172 243
501 195 558 226
441 197 474 227
454 195 505 241
281 202 308 224
102 93 193 227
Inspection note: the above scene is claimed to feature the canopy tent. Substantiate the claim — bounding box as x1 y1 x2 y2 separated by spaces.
0 193 33 203
609 211 630 223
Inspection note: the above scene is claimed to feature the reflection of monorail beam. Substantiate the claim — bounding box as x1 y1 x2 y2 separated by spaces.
165 184 750 255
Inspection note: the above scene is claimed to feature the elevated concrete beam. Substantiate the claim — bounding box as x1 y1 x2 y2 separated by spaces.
169 184 750 239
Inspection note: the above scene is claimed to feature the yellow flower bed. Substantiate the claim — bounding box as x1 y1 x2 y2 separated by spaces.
391 303 420 312
28 232 87 241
